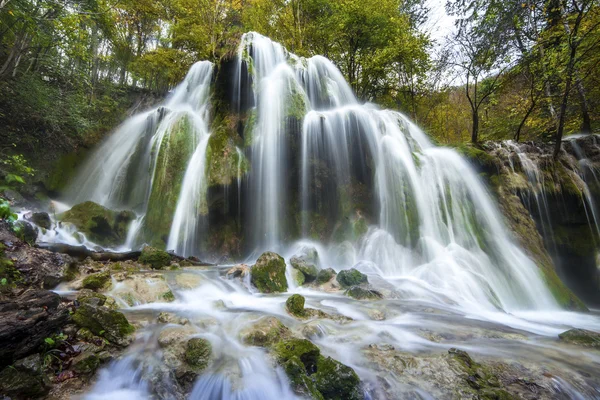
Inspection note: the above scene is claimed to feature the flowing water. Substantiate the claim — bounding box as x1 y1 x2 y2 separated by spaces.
24 33 600 399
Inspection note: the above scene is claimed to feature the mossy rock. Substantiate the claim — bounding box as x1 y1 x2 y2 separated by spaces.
0 354 48 398
274 339 363 400
317 268 336 284
314 356 362 400
139 246 171 269
13 220 37 245
162 290 175 302
77 289 108 306
456 144 498 174
251 251 288 293
184 338 212 370
286 294 305 316
448 348 510 397
72 353 100 375
273 339 321 374
241 316 292 347
345 286 383 300
25 212 51 230
290 256 319 283
72 303 135 346
142 114 196 246
82 271 111 291
46 150 87 192
206 119 249 188
59 201 135 247
558 329 600 348
336 269 367 288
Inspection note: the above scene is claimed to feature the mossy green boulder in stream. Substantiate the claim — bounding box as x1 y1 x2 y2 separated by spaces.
558 329 600 348
59 201 135 247
184 338 212 369
286 294 306 316
251 251 288 293
290 248 319 283
139 245 171 269
82 271 111 290
273 338 363 400
336 268 368 288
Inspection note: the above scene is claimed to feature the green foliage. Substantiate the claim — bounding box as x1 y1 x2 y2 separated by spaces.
0 198 17 223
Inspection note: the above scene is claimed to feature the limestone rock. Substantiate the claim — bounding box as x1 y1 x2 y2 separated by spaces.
250 251 288 293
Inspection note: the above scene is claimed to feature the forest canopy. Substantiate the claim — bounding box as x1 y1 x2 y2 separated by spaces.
0 0 599 157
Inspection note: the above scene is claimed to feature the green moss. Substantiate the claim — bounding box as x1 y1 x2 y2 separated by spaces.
46 150 87 192
314 356 362 400
184 338 212 370
143 114 196 246
72 353 100 375
72 303 135 345
241 317 292 347
0 245 22 290
290 257 318 282
345 286 383 300
282 356 324 400
285 82 309 120
558 328 600 348
286 294 305 316
336 269 367 288
59 201 135 247
456 144 498 172
273 339 320 373
205 117 249 189
250 251 288 293
162 290 175 302
317 268 336 284
82 271 111 291
139 245 171 269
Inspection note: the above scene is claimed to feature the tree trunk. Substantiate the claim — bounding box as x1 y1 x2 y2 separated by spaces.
471 110 479 143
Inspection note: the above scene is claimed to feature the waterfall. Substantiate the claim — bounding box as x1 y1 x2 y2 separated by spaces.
58 33 561 311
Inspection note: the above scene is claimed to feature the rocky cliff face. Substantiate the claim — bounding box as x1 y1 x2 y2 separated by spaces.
460 135 600 307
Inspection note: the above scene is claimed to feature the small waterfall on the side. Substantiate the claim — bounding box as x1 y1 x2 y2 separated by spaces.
64 61 214 252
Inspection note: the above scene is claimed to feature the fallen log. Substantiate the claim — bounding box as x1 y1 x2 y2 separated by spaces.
36 242 215 266
36 242 141 261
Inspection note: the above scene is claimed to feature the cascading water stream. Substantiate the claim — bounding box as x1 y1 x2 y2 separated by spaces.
38 32 600 400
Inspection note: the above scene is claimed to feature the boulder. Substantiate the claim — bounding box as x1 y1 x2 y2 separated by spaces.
0 221 72 288
25 211 52 230
336 268 367 288
82 271 111 290
59 201 135 247
0 353 49 397
240 316 292 347
316 268 336 285
250 251 288 293
345 286 383 300
13 220 37 245
558 329 600 348
184 338 212 369
286 294 306 317
273 338 363 400
289 247 320 283
72 302 135 346
139 245 171 269
0 290 70 367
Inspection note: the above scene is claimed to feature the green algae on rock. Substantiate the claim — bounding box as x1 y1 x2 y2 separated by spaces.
558 328 600 348
336 268 368 288
250 251 288 293
59 201 135 247
286 294 306 316
72 303 135 346
184 338 212 370
139 245 171 269
82 271 111 290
